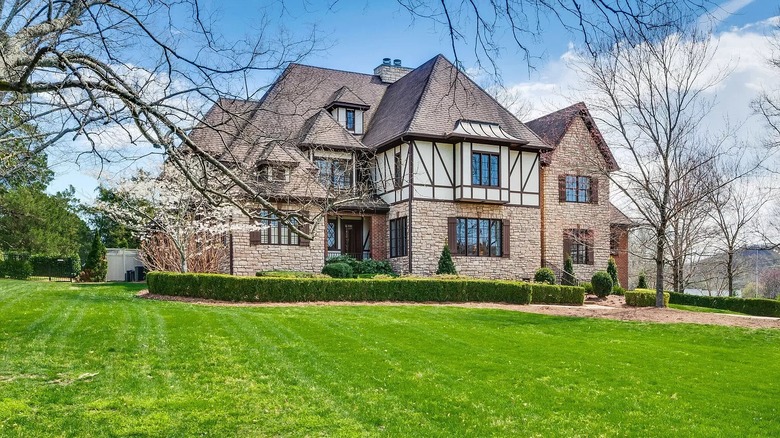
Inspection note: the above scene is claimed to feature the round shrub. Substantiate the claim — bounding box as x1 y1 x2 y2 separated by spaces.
580 281 593 294
591 271 613 298
534 267 556 285
321 262 354 278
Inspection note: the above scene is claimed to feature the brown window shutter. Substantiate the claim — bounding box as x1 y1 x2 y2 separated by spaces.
447 217 457 253
590 177 599 204
502 220 510 258
586 230 595 265
249 230 261 246
558 175 567 202
299 212 311 247
562 230 571 261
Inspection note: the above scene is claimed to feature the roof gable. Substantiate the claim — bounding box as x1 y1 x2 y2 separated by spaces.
299 109 368 150
326 86 370 110
526 102 619 171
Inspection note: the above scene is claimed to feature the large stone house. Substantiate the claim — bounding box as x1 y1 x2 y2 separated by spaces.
190 55 632 284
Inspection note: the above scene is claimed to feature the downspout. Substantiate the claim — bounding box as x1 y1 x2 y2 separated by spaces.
539 164 546 267
404 136 413 275
229 216 234 275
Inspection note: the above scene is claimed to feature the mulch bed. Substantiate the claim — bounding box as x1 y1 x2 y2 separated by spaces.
137 291 780 329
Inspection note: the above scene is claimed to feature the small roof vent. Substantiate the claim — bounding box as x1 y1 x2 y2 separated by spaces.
382 58 391 66
393 59 402 66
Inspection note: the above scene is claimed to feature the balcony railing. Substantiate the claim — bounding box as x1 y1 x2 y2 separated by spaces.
326 250 371 261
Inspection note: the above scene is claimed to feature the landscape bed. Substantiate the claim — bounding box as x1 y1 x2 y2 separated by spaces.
1 280 779 436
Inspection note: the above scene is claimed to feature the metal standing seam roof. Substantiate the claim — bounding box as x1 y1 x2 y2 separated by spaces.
449 120 522 142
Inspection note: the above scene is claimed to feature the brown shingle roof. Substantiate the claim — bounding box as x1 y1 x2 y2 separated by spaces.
299 110 368 150
362 55 550 150
326 86 370 109
526 102 619 171
609 202 635 227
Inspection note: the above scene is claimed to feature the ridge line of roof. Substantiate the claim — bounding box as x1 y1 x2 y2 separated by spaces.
403 54 444 136
287 62 378 78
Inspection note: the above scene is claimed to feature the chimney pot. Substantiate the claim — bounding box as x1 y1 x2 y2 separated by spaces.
383 58 391 65
393 59 402 66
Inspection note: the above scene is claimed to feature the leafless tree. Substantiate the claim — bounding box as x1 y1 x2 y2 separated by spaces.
574 23 741 307
706 176 768 296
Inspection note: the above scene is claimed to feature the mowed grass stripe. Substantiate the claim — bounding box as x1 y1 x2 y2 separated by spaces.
0 280 779 437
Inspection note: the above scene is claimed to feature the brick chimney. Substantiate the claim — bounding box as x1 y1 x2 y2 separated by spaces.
374 58 412 83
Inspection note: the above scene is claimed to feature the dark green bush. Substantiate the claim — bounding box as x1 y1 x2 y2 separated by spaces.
612 285 626 296
637 271 648 289
256 270 315 278
322 262 354 278
28 255 81 278
591 271 613 298
534 267 556 285
4 258 33 280
626 289 669 307
580 282 593 294
146 272 533 304
562 257 577 286
81 232 107 282
531 284 585 305
325 255 395 276
436 245 457 275
607 257 620 288
669 292 780 318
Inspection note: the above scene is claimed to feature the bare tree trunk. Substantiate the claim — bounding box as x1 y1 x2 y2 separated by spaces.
727 250 734 297
655 234 666 307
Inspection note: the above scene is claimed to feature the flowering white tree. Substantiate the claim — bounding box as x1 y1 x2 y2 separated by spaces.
98 159 258 273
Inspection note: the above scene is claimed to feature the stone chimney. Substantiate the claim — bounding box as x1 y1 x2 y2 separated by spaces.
374 58 412 83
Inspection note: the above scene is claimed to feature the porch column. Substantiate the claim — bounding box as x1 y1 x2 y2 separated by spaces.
370 214 387 260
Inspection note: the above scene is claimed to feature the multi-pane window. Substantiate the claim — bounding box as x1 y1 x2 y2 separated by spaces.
471 152 499 187
565 175 591 203
346 109 356 131
455 218 502 257
394 151 403 188
326 220 337 250
315 157 352 189
565 229 592 264
389 217 408 258
253 211 299 246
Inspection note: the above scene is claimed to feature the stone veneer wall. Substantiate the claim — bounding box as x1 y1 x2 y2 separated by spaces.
230 205 326 276
386 202 410 274
408 200 541 280
541 117 612 282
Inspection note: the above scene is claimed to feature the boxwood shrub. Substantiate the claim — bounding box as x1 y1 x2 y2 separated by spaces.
530 284 585 305
625 289 670 307
321 262 353 278
669 292 780 318
147 272 533 304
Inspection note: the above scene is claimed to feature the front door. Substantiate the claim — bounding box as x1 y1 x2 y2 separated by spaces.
342 220 363 260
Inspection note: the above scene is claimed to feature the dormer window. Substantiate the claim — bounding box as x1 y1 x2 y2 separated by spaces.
260 165 290 183
346 109 355 131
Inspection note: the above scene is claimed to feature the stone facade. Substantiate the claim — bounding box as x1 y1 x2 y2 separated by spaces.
386 202 411 274
229 205 326 276
405 200 541 280
540 117 612 282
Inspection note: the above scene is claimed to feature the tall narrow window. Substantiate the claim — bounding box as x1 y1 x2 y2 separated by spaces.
346 109 355 131
389 217 408 257
454 217 502 257
394 151 403 188
471 152 499 186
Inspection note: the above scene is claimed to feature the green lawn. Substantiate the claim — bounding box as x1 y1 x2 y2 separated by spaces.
1 280 779 437
669 303 747 315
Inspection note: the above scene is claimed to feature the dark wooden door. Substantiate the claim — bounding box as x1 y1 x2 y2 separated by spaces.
342 220 363 260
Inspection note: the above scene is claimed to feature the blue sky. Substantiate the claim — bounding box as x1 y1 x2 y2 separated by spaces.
48 0 779 201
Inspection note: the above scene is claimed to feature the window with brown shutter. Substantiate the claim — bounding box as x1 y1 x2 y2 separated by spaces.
558 175 567 202
502 220 510 258
590 178 599 204
561 175 593 203
298 212 311 247
565 228 593 264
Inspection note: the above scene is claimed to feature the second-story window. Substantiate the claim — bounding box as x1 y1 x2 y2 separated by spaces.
565 175 591 203
346 109 356 131
315 157 352 189
394 151 403 188
471 152 499 187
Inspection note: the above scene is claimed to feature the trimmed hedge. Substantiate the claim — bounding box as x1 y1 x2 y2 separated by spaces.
669 292 780 318
531 284 586 305
256 271 315 278
626 289 670 307
147 272 533 304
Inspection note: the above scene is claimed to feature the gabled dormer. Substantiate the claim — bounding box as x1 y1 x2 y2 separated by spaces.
325 86 370 135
